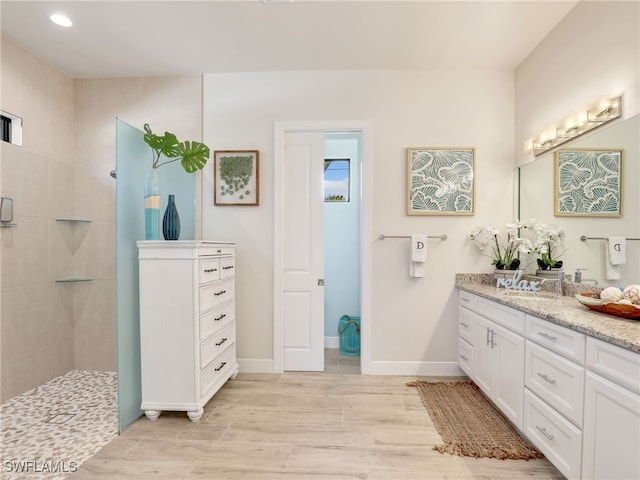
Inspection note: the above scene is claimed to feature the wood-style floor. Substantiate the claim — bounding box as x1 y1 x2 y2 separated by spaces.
71 350 564 479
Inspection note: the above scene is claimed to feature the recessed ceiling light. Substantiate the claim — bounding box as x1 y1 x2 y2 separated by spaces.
50 13 72 27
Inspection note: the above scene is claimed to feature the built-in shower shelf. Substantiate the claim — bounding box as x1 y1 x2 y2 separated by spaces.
56 218 91 223
55 278 93 283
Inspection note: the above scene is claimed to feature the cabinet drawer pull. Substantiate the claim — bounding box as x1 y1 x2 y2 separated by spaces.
204 268 218 273
537 332 557 341
460 321 469 328
214 290 226 296
214 362 227 372
490 330 496 348
215 338 228 346
214 314 226 322
536 425 555 440
223 265 234 270
459 354 468 361
486 328 491 346
537 372 557 384
460 296 470 303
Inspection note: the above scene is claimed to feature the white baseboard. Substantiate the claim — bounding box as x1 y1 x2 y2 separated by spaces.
367 361 465 377
324 336 339 349
237 358 275 373
238 358 464 377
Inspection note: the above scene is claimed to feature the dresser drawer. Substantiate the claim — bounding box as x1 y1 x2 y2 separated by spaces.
458 337 474 378
200 345 235 396
199 278 234 313
199 301 234 341
199 245 234 257
199 258 220 284
586 337 640 394
459 306 476 346
525 340 585 427
526 315 585 365
476 296 525 334
523 389 582 480
200 323 235 369
220 256 235 279
459 290 477 310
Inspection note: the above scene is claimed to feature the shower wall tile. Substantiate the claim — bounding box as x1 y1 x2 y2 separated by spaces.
1 36 76 400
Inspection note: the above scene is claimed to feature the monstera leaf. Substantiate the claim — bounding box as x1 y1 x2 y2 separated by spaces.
143 123 209 173
177 141 210 173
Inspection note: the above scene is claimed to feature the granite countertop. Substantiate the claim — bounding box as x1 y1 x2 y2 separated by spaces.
456 274 640 354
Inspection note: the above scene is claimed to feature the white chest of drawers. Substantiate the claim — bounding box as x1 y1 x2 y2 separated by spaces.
137 241 238 422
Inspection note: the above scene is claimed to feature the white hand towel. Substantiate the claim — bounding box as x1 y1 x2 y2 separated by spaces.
409 234 428 278
607 237 626 265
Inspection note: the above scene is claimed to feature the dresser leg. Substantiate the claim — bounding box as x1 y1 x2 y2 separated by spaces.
231 366 239 379
187 408 204 423
144 410 161 421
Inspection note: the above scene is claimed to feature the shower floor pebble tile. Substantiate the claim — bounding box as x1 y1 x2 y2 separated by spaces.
0 370 118 480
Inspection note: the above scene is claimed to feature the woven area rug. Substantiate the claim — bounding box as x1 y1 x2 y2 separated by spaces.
407 380 543 460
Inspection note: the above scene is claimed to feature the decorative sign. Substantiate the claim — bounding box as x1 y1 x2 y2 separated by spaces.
496 270 543 292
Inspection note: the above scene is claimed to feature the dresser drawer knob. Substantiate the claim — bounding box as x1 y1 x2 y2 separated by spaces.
204 268 218 273
214 362 227 372
214 290 226 296
216 338 228 346
536 425 555 440
214 314 226 322
223 265 234 270
537 372 557 384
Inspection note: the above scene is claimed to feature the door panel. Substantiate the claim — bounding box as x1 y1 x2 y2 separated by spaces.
283 132 324 371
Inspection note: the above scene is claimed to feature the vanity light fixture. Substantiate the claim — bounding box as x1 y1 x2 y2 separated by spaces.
50 13 72 27
526 96 622 157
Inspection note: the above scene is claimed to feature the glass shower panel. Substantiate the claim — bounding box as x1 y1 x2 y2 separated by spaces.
115 119 195 432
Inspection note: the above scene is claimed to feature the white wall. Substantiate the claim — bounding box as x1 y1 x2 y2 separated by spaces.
515 1 639 168
203 69 515 373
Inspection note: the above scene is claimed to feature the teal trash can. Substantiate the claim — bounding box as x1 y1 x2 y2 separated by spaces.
338 315 360 356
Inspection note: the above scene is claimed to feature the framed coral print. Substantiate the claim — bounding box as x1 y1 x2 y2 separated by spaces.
554 148 623 217
214 150 259 206
406 147 475 215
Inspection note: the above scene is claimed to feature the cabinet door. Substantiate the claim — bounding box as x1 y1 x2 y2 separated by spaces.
582 371 640 480
474 315 495 398
494 323 525 430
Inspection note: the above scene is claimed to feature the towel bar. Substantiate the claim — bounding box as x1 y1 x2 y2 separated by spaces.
580 236 640 241
378 234 447 241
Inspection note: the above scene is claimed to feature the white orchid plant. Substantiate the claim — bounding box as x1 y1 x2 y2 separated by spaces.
470 221 532 270
525 221 566 271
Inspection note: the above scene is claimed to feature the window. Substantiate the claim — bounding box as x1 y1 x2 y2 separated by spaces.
324 158 350 202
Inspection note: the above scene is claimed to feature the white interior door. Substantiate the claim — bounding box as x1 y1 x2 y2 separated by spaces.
283 131 325 371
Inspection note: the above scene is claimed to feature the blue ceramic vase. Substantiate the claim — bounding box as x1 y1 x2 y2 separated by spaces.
162 194 180 240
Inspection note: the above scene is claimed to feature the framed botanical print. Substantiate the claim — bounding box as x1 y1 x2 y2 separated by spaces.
214 150 259 206
406 147 475 215
554 148 623 217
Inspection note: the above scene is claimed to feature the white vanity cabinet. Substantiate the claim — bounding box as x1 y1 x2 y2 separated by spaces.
458 287 640 480
581 337 640 480
458 291 525 430
137 241 239 423
523 315 585 479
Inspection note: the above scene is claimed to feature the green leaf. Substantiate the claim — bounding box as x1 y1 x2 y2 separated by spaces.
178 141 210 173
143 124 180 159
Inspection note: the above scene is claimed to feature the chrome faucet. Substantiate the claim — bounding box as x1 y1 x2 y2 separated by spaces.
574 268 598 285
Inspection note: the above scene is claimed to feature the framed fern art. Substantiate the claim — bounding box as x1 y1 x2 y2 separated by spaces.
214 150 259 206
554 148 623 217
406 147 475 215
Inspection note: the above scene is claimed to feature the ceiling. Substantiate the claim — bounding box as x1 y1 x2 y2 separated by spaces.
1 1 579 79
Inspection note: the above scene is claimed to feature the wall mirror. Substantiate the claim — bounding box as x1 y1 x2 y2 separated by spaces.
518 114 639 286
